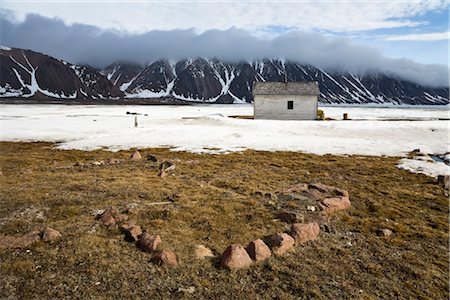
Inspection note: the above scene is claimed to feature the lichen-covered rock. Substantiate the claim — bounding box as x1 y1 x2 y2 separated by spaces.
138 233 161 252
290 222 320 245
42 227 62 242
221 244 252 269
245 239 271 262
98 210 116 226
266 233 295 256
121 223 142 241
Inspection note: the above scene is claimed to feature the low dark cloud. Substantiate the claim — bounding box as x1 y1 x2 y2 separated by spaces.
1 12 448 87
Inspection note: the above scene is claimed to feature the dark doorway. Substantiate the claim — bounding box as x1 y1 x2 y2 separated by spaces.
287 101 294 110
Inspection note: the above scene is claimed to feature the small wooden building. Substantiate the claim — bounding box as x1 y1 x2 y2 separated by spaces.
253 81 320 120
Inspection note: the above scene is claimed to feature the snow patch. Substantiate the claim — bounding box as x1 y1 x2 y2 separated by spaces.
397 158 449 177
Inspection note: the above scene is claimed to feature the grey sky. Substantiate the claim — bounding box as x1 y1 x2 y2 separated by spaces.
1 10 448 87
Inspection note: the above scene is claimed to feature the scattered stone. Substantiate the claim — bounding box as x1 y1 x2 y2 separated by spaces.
245 239 271 262
437 175 449 189
178 286 195 294
377 228 393 236
147 154 158 162
158 161 176 177
138 233 161 252
309 183 350 198
42 227 62 242
121 223 142 242
276 211 300 223
108 158 120 164
152 249 178 267
125 203 139 214
74 161 85 167
290 222 320 245
0 230 41 249
266 233 295 256
130 150 142 160
194 245 214 259
92 161 103 166
221 244 253 269
98 210 116 226
320 196 351 213
306 205 316 212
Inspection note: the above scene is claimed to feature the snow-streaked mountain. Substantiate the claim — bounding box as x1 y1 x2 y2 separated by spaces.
0 47 123 100
1 46 448 105
102 58 449 105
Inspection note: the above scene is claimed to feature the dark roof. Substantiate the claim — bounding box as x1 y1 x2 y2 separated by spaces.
253 81 320 95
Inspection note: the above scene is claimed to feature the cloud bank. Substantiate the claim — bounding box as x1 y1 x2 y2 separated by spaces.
1 13 448 87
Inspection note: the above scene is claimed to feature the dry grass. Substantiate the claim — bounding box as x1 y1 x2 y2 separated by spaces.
0 142 448 299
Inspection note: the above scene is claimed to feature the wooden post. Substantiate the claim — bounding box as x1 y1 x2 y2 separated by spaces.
343 113 349 120
134 116 138 127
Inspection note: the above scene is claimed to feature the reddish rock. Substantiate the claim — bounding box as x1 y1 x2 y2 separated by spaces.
130 150 142 160
42 227 62 242
320 196 351 213
290 222 320 245
309 183 349 198
267 233 295 256
152 249 178 267
122 224 142 242
245 239 271 262
98 210 116 226
158 161 176 177
0 230 41 249
221 244 253 269
138 233 161 252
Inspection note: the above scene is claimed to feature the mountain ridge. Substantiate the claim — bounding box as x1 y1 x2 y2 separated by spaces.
1 46 448 105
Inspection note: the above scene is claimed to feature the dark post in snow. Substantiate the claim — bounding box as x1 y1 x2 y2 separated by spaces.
134 116 138 128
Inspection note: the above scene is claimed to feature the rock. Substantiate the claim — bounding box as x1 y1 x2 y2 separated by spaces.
98 210 116 226
377 228 393 236
130 150 142 160
122 224 142 242
245 239 271 262
125 203 139 214
320 196 351 213
147 154 158 162
283 183 309 193
152 249 178 267
74 161 84 167
266 233 295 256
437 175 449 189
178 286 195 294
0 230 41 249
92 161 103 166
158 161 176 177
108 158 120 164
290 222 320 245
42 227 62 242
276 211 300 223
306 205 316 212
220 244 253 269
138 233 161 252
194 245 214 259
308 183 349 198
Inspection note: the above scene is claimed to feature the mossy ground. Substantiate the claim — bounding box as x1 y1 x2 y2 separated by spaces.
0 142 448 299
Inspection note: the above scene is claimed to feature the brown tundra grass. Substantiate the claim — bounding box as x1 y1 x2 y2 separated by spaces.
0 142 448 299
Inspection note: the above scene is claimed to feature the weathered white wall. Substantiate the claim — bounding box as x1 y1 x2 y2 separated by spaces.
253 95 318 120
